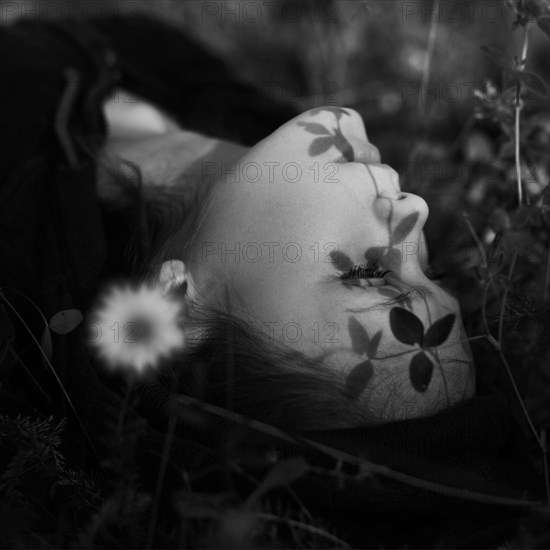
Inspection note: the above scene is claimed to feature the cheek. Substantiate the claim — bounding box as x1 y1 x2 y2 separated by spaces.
332 313 475 416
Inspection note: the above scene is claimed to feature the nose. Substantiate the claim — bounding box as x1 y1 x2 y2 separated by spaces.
361 164 429 275
362 163 403 199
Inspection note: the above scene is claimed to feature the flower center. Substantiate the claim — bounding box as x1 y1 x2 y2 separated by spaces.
128 315 154 344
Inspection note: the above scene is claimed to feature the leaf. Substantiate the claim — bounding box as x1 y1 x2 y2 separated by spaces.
309 136 335 156
537 15 550 37
49 309 83 335
392 211 419 244
41 327 53 368
329 250 354 271
297 122 331 135
389 307 424 346
424 314 456 347
481 45 513 69
345 360 374 400
0 305 14 341
366 330 382 359
409 352 434 392
348 316 370 355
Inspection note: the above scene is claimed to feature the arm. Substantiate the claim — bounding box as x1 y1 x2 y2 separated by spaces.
97 88 249 202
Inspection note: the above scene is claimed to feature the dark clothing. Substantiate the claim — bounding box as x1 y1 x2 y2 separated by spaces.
0 13 543 549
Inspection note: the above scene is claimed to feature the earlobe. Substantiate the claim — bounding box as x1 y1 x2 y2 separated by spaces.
158 260 191 296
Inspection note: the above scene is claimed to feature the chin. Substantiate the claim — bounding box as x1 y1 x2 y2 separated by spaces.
363 358 476 424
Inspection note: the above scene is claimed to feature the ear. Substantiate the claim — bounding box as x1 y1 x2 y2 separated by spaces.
158 260 194 297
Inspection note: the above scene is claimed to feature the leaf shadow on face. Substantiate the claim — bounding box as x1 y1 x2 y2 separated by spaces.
329 250 353 271
409 352 433 392
297 108 354 161
388 306 457 394
362 164 421 265
328 250 356 291
344 359 374 400
344 316 384 400
389 307 424 346
392 211 420 245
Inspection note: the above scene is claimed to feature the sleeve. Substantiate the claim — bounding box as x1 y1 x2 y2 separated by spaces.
87 12 299 146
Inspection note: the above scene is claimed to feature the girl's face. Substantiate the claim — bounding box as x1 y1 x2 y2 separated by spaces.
183 107 475 421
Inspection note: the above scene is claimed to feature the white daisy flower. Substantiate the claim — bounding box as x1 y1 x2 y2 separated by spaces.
88 282 185 375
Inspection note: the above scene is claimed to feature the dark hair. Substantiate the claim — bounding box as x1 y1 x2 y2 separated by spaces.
165 302 379 431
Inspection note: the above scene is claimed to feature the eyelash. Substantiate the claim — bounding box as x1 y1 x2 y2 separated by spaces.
338 263 390 280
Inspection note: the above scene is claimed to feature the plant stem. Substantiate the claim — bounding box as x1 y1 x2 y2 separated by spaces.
418 0 440 123
542 427 550 508
147 413 177 549
0 286 50 329
463 212 488 268
498 251 517 343
0 291 100 464
544 244 550 302
492 248 540 445
255 512 350 548
514 88 523 206
405 0 439 185
493 345 541 447
514 23 530 207
172 394 545 509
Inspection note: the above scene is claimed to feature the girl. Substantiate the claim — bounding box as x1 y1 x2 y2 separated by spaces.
0 11 543 548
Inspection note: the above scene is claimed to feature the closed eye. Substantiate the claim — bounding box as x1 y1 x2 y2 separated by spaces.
337 263 390 280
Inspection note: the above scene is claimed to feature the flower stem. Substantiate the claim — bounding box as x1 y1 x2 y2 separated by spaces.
147 413 177 549
514 23 530 207
0 290 100 464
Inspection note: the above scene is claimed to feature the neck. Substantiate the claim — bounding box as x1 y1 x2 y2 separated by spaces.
98 129 250 201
